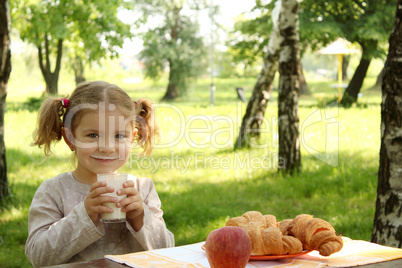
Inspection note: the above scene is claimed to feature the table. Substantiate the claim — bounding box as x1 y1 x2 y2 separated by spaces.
46 257 402 268
44 237 402 268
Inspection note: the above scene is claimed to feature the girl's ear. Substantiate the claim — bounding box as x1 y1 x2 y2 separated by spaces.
62 128 76 151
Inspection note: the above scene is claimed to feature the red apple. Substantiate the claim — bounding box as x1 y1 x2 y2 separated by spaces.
205 226 251 268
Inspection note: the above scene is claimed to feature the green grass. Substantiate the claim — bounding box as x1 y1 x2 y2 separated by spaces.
0 76 382 267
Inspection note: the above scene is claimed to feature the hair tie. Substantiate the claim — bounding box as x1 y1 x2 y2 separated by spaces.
61 99 69 108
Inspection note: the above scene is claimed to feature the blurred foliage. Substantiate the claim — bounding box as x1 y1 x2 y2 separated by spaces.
133 0 209 98
23 96 46 111
228 0 396 68
214 51 262 78
227 0 276 67
11 0 133 92
11 0 132 62
140 15 207 88
301 0 396 59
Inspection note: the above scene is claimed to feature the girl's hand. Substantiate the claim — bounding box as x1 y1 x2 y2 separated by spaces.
116 180 144 231
84 181 117 223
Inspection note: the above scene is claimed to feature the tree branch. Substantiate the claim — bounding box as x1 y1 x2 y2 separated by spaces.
44 33 51 73
55 39 63 75
37 42 47 80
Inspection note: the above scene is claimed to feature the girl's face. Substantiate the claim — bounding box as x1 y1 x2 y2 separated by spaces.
65 107 137 183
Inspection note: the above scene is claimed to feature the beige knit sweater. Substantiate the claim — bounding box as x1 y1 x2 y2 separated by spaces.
25 172 174 267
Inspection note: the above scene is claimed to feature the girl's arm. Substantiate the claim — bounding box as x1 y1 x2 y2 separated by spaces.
125 177 175 250
25 180 103 267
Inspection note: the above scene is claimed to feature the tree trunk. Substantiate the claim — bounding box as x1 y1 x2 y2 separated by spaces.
342 55 350 81
0 0 11 200
371 0 402 248
340 44 373 105
161 60 180 101
234 4 282 148
38 35 63 95
374 67 384 88
298 62 309 95
73 55 86 86
161 7 181 101
278 0 301 174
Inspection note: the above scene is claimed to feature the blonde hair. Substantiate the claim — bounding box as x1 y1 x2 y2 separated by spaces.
32 81 159 156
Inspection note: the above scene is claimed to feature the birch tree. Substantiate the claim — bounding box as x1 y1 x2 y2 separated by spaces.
371 0 402 248
277 0 301 174
235 1 282 148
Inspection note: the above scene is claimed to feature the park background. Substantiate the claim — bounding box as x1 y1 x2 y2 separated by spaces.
0 0 390 267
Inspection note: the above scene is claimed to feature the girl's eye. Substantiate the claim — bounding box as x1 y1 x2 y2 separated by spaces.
88 133 99 138
115 134 125 139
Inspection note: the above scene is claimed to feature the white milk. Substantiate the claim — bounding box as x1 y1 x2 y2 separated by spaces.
97 173 128 223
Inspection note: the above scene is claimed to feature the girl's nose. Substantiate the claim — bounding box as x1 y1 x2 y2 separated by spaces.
98 138 116 153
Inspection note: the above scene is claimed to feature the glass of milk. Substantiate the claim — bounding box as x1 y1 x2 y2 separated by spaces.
97 173 128 223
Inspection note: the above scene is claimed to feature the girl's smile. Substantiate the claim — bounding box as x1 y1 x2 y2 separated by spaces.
91 155 119 159
91 155 119 163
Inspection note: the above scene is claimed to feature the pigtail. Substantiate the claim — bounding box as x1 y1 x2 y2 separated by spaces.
32 97 66 156
135 98 160 156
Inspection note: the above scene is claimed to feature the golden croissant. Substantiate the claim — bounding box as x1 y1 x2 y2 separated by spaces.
287 214 343 256
225 211 302 255
226 211 277 229
225 211 343 256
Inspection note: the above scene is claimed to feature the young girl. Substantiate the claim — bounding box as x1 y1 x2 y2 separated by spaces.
25 81 174 267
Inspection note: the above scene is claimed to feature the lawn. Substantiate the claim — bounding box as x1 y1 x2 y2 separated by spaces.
0 76 382 267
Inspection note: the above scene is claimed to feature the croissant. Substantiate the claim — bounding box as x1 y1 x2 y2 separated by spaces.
241 222 303 255
287 214 343 256
225 212 302 255
242 211 267 224
264 214 278 228
242 221 266 255
262 227 303 255
225 216 248 228
225 212 342 256
226 211 278 228
278 219 292 235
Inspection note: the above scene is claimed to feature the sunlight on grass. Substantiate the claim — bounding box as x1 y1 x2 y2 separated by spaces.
1 206 24 222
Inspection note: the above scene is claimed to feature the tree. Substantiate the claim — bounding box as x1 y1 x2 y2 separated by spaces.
235 0 302 175
301 0 396 105
0 0 11 200
228 1 308 94
235 1 281 148
371 0 402 248
277 0 301 174
235 0 302 159
12 0 131 94
299 0 396 105
230 0 396 104
137 0 208 101
71 55 86 85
